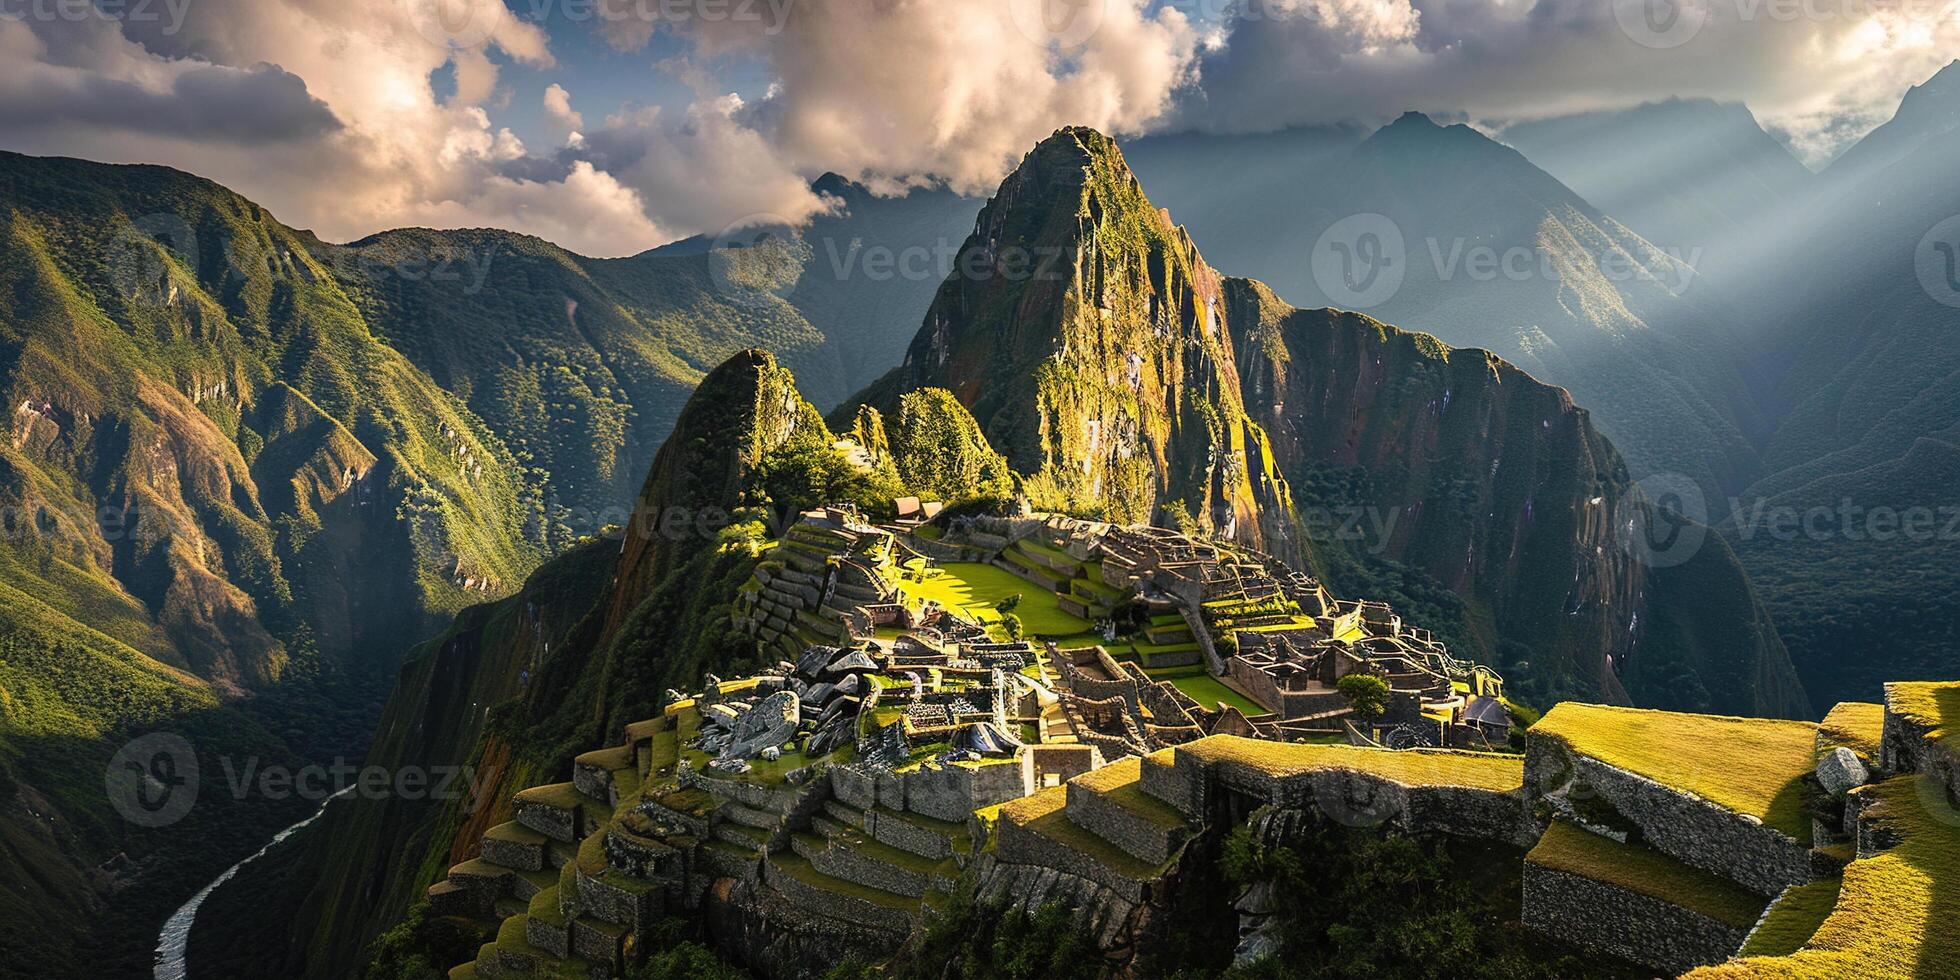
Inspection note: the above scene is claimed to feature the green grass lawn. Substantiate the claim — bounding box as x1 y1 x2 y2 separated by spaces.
901 562 1090 636
1164 673 1266 715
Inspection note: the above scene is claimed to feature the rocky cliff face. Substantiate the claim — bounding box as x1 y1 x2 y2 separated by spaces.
1226 279 1806 717
844 128 1293 548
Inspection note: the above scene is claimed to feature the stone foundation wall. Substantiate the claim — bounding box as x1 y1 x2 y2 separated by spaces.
1529 735 1811 896
1065 784 1178 864
863 811 954 860
1882 702 1959 807
1522 864 1746 975
996 818 1148 903
758 857 916 932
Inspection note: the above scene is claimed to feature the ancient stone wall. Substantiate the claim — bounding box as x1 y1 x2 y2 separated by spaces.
1522 864 1746 975
1526 734 1810 896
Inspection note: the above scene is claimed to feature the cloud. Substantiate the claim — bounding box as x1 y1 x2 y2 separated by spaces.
407 160 668 257
0 0 684 256
542 82 584 144
3 0 1953 255
603 0 1202 196
1180 0 1960 164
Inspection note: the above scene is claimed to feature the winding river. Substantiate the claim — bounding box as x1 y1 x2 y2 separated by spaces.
153 786 355 979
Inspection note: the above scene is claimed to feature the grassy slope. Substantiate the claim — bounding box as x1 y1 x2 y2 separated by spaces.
1687 775 1960 978
1531 703 1817 838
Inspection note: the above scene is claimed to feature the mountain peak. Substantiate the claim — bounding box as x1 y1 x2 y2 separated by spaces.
843 123 1291 546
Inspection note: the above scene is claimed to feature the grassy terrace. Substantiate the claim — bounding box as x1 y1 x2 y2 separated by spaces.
998 784 1171 879
1528 821 1767 930
1174 735 1524 792
1073 758 1190 830
899 561 1091 636
1154 670 1265 715
768 851 919 909
1686 775 1960 979
1531 704 1818 839
1889 681 1960 755
1738 879 1842 958
1816 701 1885 763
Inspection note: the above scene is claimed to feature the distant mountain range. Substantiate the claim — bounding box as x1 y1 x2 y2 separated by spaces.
3 60 1957 975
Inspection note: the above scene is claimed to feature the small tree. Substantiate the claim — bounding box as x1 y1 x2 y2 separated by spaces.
1001 613 1025 640
1337 673 1391 719
995 593 1023 614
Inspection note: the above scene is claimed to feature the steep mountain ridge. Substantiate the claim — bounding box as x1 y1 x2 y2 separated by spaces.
1498 99 1815 256
841 128 1294 547
1125 113 1772 506
1227 280 1806 716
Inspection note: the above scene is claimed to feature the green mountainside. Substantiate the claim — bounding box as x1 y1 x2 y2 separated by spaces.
838 128 1295 547
1720 95 1960 709
0 151 977 975
0 150 547 975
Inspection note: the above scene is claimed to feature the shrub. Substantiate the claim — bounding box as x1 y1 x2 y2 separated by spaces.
1336 674 1390 718
1001 613 1024 640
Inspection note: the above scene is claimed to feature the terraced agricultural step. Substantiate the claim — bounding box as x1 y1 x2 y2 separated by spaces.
822 799 868 829
762 851 918 934
712 820 772 852
1064 757 1192 865
481 821 552 872
573 744 636 801
863 805 970 862
994 785 1167 903
512 783 607 844
483 913 608 980
723 802 781 831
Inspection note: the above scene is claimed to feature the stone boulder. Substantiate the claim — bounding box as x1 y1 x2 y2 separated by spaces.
725 690 801 759
1817 747 1870 797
